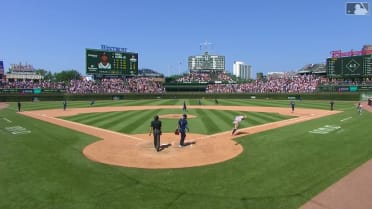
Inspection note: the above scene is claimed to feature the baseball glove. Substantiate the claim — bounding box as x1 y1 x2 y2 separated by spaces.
174 129 179 135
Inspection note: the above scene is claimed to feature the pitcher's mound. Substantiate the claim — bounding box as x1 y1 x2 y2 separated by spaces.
158 114 197 119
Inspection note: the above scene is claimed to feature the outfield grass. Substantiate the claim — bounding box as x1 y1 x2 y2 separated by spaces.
1 99 371 209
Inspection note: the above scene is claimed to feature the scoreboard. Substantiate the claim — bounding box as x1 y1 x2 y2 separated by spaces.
0 61 4 75
86 49 138 76
327 54 372 77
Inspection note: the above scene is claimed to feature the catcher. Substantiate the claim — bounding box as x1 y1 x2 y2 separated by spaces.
232 115 247 136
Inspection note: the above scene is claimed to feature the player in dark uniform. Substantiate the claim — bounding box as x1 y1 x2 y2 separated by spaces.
17 100 21 112
90 99 95 107
182 100 187 113
149 115 162 152
178 114 189 147
290 101 295 113
330 100 334 110
63 99 67 111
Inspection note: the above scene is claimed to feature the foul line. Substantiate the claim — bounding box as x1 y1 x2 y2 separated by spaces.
26 112 144 141
340 117 352 122
194 113 320 141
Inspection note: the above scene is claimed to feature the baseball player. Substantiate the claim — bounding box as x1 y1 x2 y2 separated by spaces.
63 99 67 111
232 115 247 135
89 99 95 107
178 114 189 147
182 100 187 113
17 100 21 112
290 101 295 113
357 102 363 115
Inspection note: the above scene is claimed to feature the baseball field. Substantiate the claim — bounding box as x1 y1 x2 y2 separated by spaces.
1 99 371 209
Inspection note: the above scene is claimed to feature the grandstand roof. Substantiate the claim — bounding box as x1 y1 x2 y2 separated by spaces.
298 63 326 74
138 68 164 77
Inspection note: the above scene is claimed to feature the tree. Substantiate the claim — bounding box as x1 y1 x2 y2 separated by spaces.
54 70 81 82
35 69 53 81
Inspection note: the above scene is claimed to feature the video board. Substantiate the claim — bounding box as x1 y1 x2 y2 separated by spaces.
326 54 372 77
86 49 138 75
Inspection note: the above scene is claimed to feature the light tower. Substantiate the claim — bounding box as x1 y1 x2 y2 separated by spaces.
199 40 214 53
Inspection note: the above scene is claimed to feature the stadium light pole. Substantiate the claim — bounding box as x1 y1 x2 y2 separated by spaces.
178 61 182 75
169 65 173 76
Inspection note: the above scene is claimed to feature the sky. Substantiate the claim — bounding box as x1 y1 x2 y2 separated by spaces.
0 0 371 77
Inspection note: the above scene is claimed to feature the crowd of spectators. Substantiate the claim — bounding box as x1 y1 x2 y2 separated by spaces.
176 72 211 83
0 80 66 90
4 72 371 94
216 72 235 83
66 77 164 94
176 71 234 83
0 77 165 94
206 74 321 93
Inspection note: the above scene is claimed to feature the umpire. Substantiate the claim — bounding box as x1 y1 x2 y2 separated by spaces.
149 115 162 152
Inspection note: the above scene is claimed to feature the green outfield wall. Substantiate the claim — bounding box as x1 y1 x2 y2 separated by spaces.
0 92 362 102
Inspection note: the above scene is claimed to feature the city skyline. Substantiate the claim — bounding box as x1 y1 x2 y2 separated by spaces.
1 0 371 76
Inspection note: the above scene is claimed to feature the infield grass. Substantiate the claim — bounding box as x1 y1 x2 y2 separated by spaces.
61 108 293 135
0 99 371 209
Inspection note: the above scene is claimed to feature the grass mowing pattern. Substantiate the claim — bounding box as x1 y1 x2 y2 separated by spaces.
13 99 355 111
1 99 372 209
62 109 293 135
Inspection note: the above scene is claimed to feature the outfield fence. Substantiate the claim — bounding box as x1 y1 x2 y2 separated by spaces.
0 92 362 102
